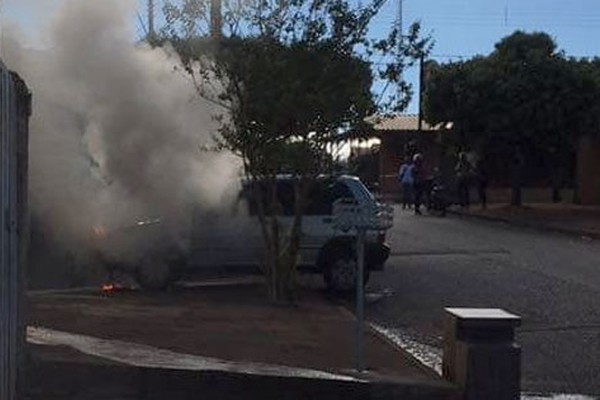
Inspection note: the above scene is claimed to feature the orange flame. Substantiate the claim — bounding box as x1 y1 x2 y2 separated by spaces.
101 283 115 293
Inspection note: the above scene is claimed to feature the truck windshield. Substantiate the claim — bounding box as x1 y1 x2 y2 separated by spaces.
352 179 375 203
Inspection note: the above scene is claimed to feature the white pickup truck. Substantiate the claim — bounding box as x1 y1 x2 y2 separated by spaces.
93 175 392 292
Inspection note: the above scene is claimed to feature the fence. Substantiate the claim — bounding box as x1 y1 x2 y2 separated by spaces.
0 61 31 400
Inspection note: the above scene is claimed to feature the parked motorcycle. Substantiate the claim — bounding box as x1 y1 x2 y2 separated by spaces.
426 177 448 217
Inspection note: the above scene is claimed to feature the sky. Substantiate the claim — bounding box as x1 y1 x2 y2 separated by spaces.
371 0 600 112
4 0 600 113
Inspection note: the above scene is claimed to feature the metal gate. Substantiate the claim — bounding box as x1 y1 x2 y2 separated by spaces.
0 61 30 400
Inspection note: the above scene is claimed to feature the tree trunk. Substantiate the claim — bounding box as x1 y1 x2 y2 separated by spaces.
511 146 524 206
572 150 581 205
551 187 562 203
511 173 522 206
551 166 562 203
252 177 309 303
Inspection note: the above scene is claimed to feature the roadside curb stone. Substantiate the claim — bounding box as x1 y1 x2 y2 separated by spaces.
448 207 600 240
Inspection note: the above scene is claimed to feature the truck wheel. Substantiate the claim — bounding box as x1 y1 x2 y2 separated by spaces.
323 247 370 293
136 258 173 291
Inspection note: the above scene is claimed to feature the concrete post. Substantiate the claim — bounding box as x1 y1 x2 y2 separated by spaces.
443 308 521 400
355 228 366 372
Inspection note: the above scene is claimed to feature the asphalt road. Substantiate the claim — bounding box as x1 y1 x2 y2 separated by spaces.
367 206 600 396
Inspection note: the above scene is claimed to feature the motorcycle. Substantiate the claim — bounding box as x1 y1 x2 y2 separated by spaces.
426 178 448 217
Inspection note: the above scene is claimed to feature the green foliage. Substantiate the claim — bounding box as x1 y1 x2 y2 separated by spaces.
425 31 600 151
159 0 430 301
215 37 374 175
424 31 600 204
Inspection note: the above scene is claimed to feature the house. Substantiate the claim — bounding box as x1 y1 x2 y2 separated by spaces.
362 114 453 200
354 115 600 205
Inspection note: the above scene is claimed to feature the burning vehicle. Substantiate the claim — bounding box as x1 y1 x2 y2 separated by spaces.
93 175 392 292
92 217 188 290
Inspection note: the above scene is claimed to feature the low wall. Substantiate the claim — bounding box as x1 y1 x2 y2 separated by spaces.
28 349 459 400
380 184 575 205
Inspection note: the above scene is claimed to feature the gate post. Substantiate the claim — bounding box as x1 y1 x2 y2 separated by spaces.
0 65 30 400
443 308 521 400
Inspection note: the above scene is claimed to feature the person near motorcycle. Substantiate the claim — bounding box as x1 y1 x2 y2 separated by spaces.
427 167 448 216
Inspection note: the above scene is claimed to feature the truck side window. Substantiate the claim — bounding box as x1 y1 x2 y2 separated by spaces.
276 180 296 216
243 181 269 217
306 181 353 215
243 180 296 217
245 179 354 217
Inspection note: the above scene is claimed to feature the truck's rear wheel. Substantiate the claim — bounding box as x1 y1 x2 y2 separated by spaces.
323 247 370 293
136 258 173 291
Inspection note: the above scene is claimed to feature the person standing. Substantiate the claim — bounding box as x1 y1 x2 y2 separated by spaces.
398 157 415 209
455 152 472 208
412 153 425 215
474 157 488 209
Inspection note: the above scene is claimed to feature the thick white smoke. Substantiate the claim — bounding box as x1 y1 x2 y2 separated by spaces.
2 0 239 273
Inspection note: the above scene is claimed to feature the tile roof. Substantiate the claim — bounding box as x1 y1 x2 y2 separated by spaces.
366 114 453 132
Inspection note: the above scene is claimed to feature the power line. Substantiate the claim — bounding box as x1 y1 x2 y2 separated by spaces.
372 14 600 28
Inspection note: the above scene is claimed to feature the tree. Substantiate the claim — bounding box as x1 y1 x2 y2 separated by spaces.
158 0 429 301
424 31 600 206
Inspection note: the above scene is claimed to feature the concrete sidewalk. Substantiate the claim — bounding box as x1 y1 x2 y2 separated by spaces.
449 203 600 239
27 283 458 400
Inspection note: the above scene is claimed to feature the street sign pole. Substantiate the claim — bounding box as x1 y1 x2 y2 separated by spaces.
333 198 393 374
355 227 366 372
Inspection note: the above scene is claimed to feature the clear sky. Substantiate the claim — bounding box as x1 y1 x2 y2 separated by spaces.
4 0 600 112
370 0 600 112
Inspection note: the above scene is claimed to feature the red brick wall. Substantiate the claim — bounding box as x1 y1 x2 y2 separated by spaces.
379 131 442 199
379 135 404 197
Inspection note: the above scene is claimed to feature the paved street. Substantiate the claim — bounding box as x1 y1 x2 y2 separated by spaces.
367 206 600 396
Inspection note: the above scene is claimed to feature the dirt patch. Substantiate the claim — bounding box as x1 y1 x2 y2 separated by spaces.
28 284 435 380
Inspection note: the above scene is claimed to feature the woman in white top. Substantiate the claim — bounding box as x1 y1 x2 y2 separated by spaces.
398 158 415 210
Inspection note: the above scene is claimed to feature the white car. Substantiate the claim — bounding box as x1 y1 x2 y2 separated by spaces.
94 175 392 292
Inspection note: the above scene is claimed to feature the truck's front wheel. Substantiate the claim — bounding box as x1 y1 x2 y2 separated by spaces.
323 247 370 293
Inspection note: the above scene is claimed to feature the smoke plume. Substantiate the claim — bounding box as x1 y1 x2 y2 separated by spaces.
2 0 239 277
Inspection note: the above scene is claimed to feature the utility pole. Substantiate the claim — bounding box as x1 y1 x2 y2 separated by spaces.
147 0 155 38
418 52 425 133
396 0 404 110
398 0 403 43
211 0 223 37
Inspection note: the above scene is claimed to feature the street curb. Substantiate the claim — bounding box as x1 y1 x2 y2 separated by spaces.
367 324 442 379
448 208 600 240
334 305 443 380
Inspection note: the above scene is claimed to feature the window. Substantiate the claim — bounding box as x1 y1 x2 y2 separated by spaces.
243 179 354 216
305 180 354 216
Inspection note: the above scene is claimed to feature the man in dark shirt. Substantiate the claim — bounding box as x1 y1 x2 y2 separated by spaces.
412 153 425 215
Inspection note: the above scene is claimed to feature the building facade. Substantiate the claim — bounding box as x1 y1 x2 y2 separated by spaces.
368 114 452 200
